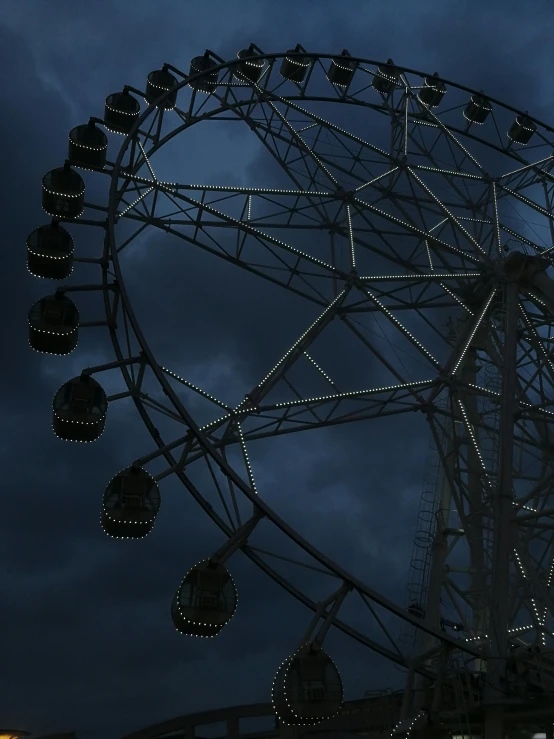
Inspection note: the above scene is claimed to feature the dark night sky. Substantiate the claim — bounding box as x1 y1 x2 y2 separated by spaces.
2 1 554 737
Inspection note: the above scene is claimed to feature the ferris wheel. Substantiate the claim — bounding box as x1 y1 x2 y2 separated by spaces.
27 44 554 734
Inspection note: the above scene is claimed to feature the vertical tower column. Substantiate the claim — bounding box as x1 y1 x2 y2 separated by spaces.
410 349 478 713
484 277 519 739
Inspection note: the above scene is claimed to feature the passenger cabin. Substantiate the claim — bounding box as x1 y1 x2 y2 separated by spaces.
188 53 219 93
42 164 85 220
101 466 161 539
280 48 311 83
28 292 79 355
272 643 343 726
171 559 237 638
371 60 400 96
145 68 178 110
326 51 357 88
508 114 536 145
26 221 74 280
68 121 108 170
418 73 446 108
463 93 492 124
52 374 107 443
104 90 140 135
235 47 265 84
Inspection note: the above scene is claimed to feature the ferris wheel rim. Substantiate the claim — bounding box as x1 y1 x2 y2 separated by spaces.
96 48 534 664
105 49 554 216
24 43 532 684
126 49 554 134
20 39 554 725
20 42 554 725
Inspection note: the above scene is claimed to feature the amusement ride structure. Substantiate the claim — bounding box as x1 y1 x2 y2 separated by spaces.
25 44 554 739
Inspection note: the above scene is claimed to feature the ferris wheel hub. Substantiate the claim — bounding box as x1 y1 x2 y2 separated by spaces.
501 251 547 284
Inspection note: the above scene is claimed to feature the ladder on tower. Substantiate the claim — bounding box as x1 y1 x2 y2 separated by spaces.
479 326 503 495
398 395 449 660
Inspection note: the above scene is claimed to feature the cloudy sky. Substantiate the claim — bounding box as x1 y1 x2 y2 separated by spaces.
2 0 554 737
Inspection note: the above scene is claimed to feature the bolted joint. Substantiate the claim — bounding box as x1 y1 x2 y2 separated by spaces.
419 401 436 418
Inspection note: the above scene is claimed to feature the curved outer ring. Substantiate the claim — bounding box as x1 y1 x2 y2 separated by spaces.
102 51 541 662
